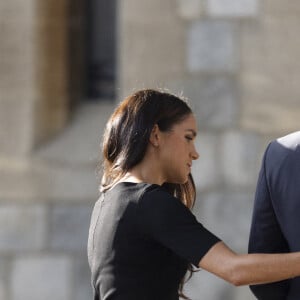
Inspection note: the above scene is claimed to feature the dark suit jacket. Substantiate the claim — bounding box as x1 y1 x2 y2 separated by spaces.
248 131 300 300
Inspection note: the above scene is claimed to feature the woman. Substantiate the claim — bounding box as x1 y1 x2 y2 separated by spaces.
88 89 300 300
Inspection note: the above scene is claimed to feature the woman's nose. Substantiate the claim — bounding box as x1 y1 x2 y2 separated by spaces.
191 146 199 160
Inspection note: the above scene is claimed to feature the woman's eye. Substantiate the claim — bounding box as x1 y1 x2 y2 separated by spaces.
185 136 193 141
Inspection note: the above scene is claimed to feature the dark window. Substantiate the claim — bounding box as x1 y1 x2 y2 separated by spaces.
86 0 117 100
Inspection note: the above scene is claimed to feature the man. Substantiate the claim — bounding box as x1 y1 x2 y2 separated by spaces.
249 131 300 299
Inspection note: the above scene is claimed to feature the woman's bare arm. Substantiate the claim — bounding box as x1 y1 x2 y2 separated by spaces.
199 241 300 286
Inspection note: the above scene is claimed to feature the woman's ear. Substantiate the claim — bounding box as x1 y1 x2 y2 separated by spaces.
149 124 160 147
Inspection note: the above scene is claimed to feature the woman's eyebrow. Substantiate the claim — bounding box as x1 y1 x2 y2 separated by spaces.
185 129 197 137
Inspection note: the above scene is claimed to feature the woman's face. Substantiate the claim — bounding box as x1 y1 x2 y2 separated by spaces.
158 114 199 184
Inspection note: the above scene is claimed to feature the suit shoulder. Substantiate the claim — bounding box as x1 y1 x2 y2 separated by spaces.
265 132 300 169
276 131 300 151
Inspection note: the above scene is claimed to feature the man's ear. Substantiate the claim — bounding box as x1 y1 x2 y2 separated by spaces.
149 124 160 147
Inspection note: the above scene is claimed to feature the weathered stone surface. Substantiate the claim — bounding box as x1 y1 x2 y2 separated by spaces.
241 17 300 134
177 0 205 19
35 102 114 165
0 0 69 153
0 161 98 202
0 101 34 156
0 157 39 201
40 164 98 201
2 102 112 202
0 16 36 155
207 0 258 17
72 257 93 300
0 121 99 202
220 131 261 187
187 20 238 72
1 1 298 300
50 205 93 251
121 0 181 24
168 77 237 128
194 191 254 251
0 0 35 20
0 258 8 300
119 0 185 97
264 0 300 16
0 10 35 154
33 19 69 146
0 204 46 251
11 255 71 300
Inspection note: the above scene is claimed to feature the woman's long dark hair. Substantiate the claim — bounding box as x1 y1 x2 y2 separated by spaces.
99 89 197 298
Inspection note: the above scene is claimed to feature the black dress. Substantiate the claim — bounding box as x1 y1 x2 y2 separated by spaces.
88 182 220 300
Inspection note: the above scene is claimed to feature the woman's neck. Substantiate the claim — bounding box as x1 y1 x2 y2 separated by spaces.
122 160 165 186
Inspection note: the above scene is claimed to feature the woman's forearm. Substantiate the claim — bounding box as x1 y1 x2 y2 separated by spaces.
199 241 300 286
231 252 300 286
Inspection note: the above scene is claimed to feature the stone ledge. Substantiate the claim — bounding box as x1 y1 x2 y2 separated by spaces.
0 160 98 203
207 0 259 17
0 204 47 252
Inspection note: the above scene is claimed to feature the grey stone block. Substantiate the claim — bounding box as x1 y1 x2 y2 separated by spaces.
240 17 300 134
0 0 35 21
0 205 46 251
195 191 254 251
177 0 205 19
0 258 9 300
0 0 70 151
50 204 93 251
0 100 34 156
0 161 43 201
187 20 238 72
221 131 261 187
264 0 300 16
191 77 237 128
167 77 238 129
11 255 71 300
0 162 98 202
207 0 258 17
72 257 93 300
119 0 185 97
42 164 98 201
0 9 36 156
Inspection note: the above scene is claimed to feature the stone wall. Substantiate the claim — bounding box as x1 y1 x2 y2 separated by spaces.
0 102 111 300
0 0 70 156
119 0 300 299
0 0 92 299
1 0 300 300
